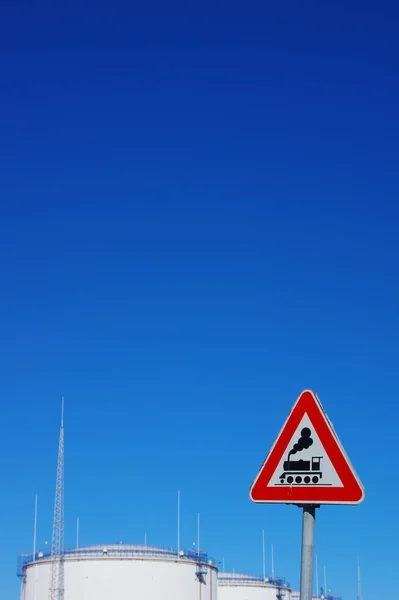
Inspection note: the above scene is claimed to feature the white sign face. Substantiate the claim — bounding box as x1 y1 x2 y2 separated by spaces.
268 414 343 488
250 389 365 504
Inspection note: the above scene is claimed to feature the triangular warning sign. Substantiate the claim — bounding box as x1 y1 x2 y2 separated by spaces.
250 390 365 505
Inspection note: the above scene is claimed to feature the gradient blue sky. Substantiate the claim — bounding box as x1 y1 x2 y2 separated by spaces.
1 2 398 599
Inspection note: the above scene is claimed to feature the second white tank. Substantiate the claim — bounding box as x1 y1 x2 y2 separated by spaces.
218 572 291 600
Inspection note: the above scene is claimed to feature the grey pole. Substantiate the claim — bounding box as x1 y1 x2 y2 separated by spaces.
300 506 316 600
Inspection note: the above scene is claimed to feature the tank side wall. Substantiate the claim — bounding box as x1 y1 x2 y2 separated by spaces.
24 558 217 600
218 585 291 600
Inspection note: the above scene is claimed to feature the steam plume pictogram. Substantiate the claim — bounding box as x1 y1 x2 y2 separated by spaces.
288 427 313 459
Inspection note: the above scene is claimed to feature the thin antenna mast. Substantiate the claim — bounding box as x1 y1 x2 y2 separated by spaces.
48 398 65 600
33 494 38 600
315 554 319 599
177 491 180 557
271 543 275 577
197 513 200 556
262 530 266 580
324 565 327 596
76 518 79 549
33 494 38 557
357 560 362 600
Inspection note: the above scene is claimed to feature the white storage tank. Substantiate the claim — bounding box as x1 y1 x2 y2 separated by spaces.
218 572 291 600
19 544 218 600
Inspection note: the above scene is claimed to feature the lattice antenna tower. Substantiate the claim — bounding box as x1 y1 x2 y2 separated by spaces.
49 397 65 600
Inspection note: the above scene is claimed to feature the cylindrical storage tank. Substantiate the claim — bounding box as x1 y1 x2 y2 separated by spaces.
218 572 292 600
19 544 218 600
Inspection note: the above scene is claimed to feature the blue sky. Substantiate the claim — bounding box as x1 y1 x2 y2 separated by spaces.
1 1 398 598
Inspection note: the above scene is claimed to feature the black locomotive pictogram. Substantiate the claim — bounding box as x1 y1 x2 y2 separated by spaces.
279 427 323 485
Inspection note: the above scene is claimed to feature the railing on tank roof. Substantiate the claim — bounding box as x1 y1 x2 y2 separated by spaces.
17 543 215 577
292 595 342 600
218 572 289 588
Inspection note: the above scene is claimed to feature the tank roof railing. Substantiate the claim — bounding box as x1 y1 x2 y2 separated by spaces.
218 572 290 588
17 543 216 577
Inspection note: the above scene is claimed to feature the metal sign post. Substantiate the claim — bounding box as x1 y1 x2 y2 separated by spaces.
299 506 316 600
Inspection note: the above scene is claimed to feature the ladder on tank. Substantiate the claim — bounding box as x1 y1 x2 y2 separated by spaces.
195 550 207 584
276 588 286 600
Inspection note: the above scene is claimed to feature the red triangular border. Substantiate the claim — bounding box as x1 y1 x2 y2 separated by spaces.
250 390 365 504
